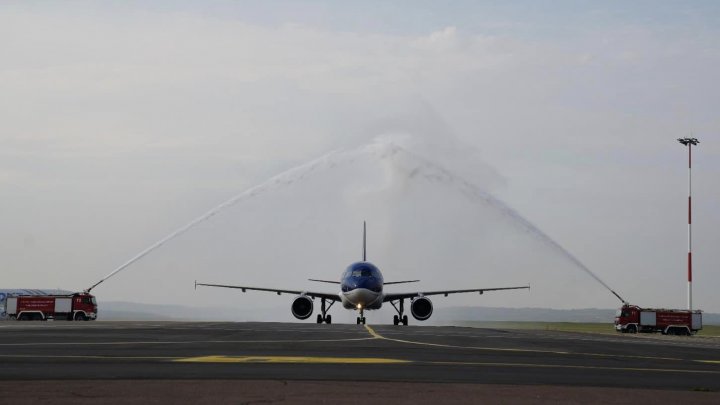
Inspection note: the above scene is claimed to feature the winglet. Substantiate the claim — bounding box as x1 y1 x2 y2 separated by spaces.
194 280 197 290
362 221 367 262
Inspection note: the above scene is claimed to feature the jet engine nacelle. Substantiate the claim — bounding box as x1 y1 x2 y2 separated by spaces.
291 296 314 320
410 297 433 321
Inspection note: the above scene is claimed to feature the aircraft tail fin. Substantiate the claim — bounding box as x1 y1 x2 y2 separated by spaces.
362 221 367 261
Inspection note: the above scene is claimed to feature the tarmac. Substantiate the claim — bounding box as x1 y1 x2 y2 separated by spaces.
1 321 719 403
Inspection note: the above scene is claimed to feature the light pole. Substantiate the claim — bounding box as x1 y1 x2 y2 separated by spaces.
677 137 699 310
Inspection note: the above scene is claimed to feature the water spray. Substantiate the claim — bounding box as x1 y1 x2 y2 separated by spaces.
498 212 627 306
84 150 344 293
393 144 629 305
84 139 629 306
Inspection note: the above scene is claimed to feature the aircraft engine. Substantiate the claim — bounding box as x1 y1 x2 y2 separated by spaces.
291 296 314 320
410 297 433 321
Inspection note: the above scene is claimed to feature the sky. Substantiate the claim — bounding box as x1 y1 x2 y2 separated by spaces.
1 1 719 317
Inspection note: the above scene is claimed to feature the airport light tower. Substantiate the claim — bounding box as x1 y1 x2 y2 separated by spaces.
677 137 699 310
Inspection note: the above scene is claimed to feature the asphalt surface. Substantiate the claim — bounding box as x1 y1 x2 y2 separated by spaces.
1 321 719 402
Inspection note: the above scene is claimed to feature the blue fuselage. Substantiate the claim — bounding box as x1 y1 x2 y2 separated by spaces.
339 261 384 309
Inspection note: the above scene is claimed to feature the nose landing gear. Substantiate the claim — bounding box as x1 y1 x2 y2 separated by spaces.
356 306 366 325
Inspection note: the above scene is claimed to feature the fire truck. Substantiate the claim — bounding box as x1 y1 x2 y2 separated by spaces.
0 289 97 321
614 304 702 335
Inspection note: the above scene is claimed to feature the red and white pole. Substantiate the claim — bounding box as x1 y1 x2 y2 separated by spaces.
688 143 693 311
678 137 699 310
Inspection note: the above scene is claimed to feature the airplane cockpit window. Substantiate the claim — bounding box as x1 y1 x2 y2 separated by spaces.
351 269 374 277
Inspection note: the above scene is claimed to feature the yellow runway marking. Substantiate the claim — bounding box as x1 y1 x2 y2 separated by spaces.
364 324 384 339
2 352 717 374
173 355 410 364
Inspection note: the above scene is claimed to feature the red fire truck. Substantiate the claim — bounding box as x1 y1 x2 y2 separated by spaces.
3 292 97 321
614 304 702 335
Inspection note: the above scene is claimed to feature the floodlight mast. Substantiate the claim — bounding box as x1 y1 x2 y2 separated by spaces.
677 137 699 310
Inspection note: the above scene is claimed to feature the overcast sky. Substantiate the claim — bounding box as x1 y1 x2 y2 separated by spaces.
2 1 719 316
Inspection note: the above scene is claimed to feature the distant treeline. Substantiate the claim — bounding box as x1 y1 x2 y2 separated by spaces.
93 302 720 325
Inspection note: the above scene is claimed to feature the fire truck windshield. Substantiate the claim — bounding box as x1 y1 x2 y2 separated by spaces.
79 296 95 305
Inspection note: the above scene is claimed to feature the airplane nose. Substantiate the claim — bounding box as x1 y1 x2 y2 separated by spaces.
356 278 381 292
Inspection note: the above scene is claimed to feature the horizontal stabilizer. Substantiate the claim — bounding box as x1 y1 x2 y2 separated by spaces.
308 279 340 284
384 280 420 285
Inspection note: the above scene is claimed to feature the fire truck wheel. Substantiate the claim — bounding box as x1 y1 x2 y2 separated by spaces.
74 313 88 321
627 325 637 334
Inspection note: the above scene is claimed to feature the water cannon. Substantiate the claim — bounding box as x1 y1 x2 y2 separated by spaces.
84 279 104 294
609 289 628 305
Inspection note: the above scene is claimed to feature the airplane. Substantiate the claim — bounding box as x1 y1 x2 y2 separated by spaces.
195 222 530 325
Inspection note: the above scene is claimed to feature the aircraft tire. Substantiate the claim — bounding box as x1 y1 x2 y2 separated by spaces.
402 315 408 325
325 315 332 324
316 314 323 324
393 315 399 325
356 317 361 324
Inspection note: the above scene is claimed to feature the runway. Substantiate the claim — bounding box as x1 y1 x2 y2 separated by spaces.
1 321 719 403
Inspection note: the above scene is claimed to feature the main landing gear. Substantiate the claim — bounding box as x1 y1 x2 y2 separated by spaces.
316 298 335 324
390 299 409 325
356 306 366 325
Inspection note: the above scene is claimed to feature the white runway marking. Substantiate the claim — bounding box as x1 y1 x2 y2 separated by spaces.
0 337 376 347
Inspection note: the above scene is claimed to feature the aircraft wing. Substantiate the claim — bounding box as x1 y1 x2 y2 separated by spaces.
382 285 530 302
195 281 341 302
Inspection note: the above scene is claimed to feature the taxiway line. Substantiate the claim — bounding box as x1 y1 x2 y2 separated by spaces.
363 324 717 363
174 355 411 364
0 337 376 347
